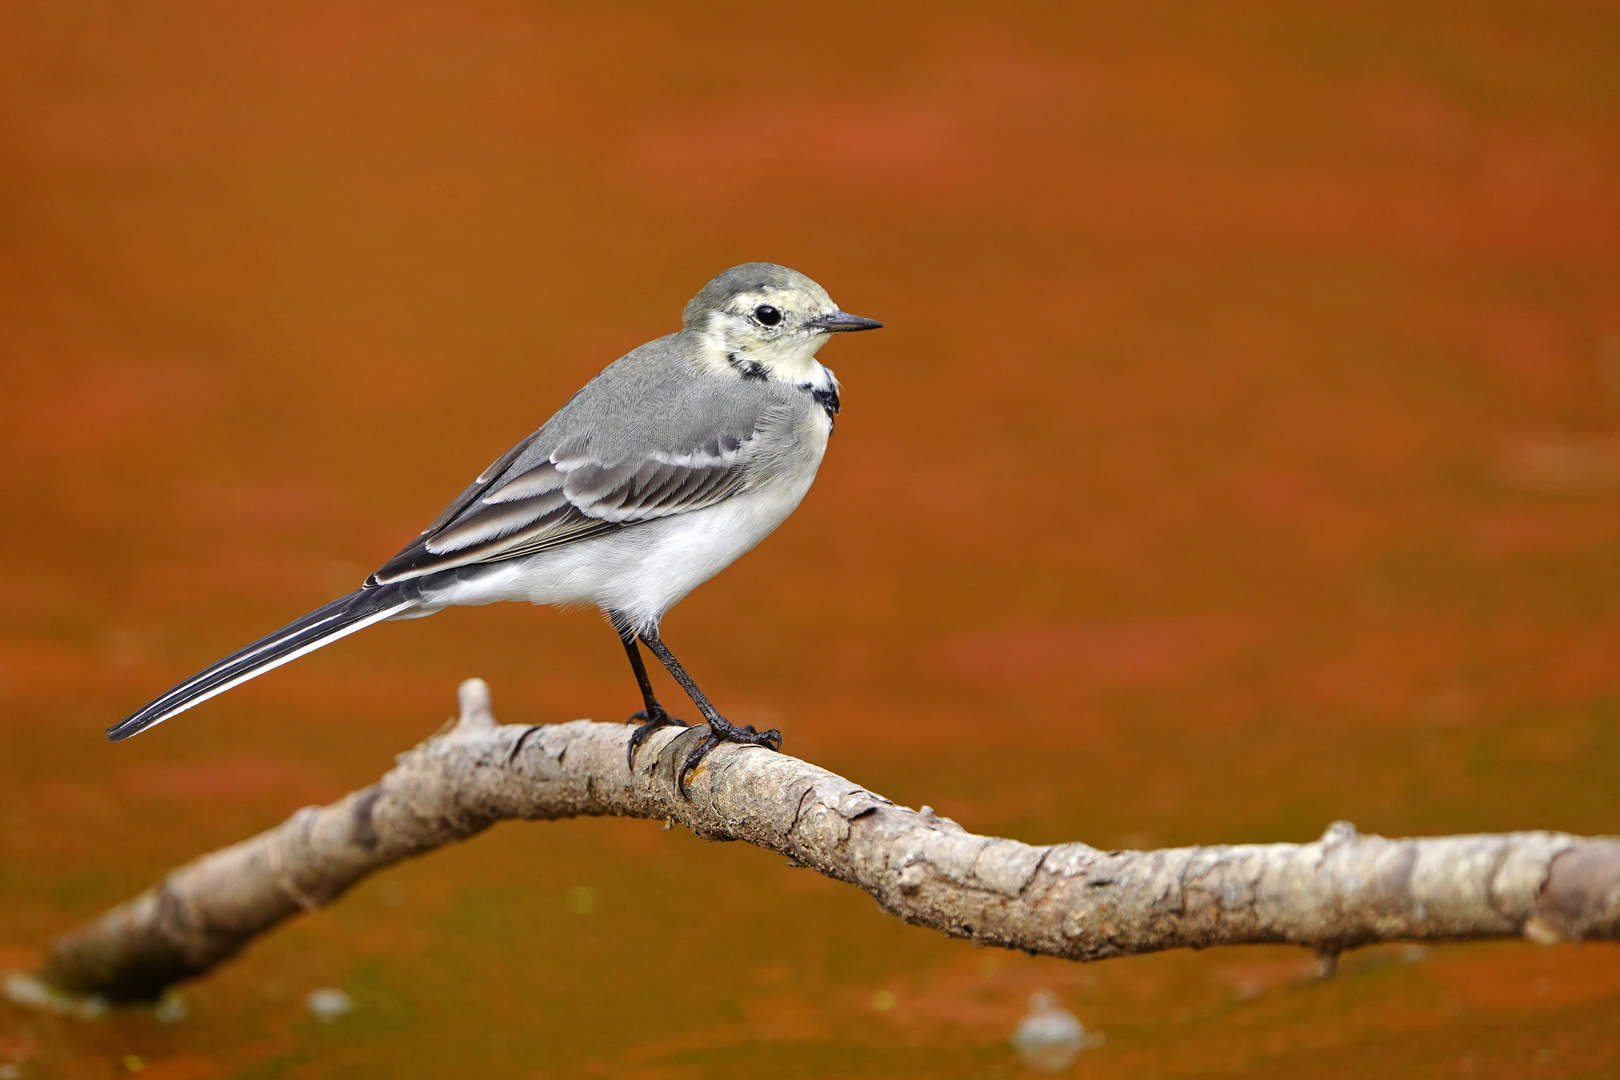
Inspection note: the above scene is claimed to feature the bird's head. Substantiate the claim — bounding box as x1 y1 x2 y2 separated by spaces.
682 262 882 383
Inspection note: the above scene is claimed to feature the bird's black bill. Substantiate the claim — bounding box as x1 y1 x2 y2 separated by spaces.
805 311 884 333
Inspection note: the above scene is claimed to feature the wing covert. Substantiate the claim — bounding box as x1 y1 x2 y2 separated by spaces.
366 432 760 586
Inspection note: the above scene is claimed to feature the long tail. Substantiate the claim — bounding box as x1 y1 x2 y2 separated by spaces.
107 582 421 741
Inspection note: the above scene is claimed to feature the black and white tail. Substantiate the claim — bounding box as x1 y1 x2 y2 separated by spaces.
106 582 421 741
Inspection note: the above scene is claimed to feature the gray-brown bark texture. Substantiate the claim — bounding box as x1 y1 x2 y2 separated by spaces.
40 680 1620 1001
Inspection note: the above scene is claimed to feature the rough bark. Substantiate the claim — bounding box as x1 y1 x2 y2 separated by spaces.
36 680 1620 1002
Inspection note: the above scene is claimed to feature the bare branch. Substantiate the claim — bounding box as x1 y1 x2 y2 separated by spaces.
36 679 1620 1002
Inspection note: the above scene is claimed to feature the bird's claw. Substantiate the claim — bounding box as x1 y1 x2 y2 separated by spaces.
626 706 689 769
675 719 782 797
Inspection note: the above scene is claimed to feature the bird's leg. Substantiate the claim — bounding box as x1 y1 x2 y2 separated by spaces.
613 617 689 769
637 626 781 796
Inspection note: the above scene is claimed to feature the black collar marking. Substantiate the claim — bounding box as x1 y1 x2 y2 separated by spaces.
806 383 840 425
728 352 768 382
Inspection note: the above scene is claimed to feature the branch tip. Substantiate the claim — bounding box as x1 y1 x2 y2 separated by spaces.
1320 820 1360 846
456 678 496 732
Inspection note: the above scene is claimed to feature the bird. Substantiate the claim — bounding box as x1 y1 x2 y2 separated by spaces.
107 262 883 793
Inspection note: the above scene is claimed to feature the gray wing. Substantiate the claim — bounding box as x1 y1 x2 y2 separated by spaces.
367 429 763 585
366 341 804 587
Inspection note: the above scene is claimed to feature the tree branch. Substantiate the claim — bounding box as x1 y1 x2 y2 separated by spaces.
35 679 1620 1002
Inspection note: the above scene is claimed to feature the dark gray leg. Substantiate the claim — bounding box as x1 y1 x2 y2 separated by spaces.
638 625 781 795
611 614 688 769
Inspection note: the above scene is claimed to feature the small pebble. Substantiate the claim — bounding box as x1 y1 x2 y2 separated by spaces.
1010 991 1099 1073
871 989 897 1011
154 994 187 1024
3 972 107 1019
2 974 49 1011
0 1063 21 1079
305 988 353 1022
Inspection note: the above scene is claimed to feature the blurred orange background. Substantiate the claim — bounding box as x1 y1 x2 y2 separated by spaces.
3 1 1620 1077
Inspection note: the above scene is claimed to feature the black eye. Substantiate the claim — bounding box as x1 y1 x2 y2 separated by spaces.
754 304 782 326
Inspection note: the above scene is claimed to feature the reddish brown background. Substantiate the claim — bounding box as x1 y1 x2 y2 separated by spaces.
3 1 1620 1077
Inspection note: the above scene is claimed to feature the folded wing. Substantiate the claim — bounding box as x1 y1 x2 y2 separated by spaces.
367 433 757 585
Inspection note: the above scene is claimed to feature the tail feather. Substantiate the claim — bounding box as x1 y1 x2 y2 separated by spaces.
107 584 419 741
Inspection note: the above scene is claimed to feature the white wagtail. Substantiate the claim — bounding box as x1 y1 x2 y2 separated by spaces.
108 263 882 791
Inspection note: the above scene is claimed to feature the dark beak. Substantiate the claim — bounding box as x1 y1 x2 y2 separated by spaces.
805 311 884 333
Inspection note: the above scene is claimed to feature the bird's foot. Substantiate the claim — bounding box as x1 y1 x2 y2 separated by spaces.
626 705 689 768
676 717 782 797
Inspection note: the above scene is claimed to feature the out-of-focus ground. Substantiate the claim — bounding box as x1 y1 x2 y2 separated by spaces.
3 1 1619 1076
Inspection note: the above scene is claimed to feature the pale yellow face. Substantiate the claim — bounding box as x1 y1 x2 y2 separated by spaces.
693 282 842 383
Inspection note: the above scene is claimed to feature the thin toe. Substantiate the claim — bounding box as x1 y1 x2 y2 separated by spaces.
626 707 690 769
673 721 785 797
675 733 721 797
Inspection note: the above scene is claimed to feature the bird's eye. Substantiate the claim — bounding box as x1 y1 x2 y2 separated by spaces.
754 304 782 326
